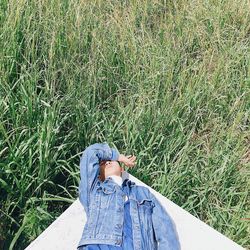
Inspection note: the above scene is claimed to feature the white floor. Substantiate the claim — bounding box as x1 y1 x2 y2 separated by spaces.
25 172 245 250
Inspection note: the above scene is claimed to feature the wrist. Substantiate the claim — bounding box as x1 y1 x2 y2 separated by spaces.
118 154 125 162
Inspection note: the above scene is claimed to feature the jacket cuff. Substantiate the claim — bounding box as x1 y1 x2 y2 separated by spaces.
111 148 120 161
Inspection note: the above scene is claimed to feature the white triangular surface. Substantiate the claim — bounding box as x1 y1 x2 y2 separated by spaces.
25 172 244 250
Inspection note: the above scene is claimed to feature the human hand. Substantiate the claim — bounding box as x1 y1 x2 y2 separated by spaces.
118 154 136 168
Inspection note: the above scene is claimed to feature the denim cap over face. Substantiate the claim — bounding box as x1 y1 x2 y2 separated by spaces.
78 142 180 250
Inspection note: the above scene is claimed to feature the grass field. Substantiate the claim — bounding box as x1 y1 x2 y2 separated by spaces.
0 0 249 249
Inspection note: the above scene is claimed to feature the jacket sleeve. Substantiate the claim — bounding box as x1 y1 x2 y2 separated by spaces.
149 191 181 250
78 142 120 216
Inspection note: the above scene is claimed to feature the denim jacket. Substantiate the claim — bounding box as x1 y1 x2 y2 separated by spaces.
78 142 180 250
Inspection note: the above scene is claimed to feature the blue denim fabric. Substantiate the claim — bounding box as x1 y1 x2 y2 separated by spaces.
78 181 133 250
122 185 134 249
78 142 180 250
79 245 120 250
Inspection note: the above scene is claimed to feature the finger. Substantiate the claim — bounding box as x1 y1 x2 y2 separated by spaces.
129 157 136 162
129 161 136 166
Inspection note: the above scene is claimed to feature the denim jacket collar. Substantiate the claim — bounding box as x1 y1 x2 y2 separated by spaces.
122 178 136 188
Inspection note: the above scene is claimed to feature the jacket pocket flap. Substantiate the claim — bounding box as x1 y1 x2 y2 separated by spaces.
102 186 116 194
138 198 155 207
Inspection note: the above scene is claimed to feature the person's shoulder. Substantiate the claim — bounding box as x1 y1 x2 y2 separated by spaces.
132 184 152 197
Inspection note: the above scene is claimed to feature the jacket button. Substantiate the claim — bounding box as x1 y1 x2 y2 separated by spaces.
117 207 122 212
116 239 122 245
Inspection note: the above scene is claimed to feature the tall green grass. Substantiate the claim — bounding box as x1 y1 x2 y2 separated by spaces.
0 0 249 249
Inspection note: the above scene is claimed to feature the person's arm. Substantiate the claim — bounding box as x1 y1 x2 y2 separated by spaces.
149 191 181 250
78 142 120 216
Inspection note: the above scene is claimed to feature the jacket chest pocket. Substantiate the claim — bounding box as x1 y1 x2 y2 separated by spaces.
138 198 154 214
98 187 116 209
100 193 113 209
137 198 155 235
